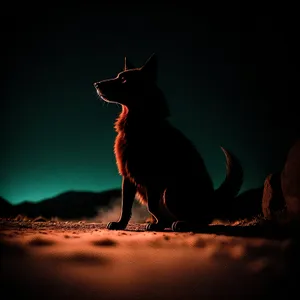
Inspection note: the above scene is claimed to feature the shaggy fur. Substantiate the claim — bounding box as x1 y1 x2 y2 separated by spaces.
94 54 243 232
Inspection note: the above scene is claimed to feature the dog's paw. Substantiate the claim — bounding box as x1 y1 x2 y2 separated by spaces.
171 221 191 232
145 223 166 232
106 221 127 230
172 221 208 232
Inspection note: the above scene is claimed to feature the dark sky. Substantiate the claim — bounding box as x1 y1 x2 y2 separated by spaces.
2 2 299 204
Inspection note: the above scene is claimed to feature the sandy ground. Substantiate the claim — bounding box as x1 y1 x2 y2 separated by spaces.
0 220 299 299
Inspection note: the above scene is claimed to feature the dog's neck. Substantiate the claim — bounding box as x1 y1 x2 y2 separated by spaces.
114 105 168 133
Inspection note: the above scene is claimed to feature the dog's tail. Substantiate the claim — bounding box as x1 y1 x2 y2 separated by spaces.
213 147 243 215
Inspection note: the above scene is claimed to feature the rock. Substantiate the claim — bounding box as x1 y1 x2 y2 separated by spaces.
220 187 264 221
262 173 285 220
235 187 264 219
33 216 48 222
281 140 300 220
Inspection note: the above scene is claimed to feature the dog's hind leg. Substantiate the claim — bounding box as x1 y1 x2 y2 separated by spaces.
164 186 214 232
145 188 172 231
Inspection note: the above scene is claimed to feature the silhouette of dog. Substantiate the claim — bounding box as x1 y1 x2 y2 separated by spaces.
94 54 243 232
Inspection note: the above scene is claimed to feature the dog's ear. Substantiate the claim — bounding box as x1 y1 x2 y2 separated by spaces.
124 57 136 71
140 53 157 82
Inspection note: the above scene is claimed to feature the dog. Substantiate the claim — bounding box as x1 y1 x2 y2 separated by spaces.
94 54 243 232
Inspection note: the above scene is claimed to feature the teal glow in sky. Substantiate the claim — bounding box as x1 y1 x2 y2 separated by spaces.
2 4 298 204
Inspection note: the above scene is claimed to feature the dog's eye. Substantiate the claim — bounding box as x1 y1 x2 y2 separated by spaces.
121 76 127 84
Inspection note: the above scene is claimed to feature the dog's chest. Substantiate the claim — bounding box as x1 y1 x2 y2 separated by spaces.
114 131 164 181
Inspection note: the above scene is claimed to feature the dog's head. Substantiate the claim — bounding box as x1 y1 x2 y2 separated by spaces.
94 54 169 116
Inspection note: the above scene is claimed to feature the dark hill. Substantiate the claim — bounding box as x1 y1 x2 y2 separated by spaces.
0 189 121 220
0 196 13 217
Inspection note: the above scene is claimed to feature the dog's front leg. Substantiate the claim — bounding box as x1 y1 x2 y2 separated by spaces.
107 177 136 230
